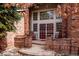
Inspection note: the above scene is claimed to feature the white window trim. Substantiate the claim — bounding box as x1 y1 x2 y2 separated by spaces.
31 9 62 40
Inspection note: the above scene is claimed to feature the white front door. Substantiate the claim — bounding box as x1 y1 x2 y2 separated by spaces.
31 9 62 40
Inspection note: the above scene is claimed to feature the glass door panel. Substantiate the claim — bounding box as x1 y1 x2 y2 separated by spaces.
47 23 53 38
40 24 46 39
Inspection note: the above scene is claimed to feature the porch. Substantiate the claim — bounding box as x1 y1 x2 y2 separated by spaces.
18 44 61 56
14 34 79 56
13 3 79 56
18 38 79 56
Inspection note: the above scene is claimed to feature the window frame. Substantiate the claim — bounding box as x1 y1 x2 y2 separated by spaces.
40 10 54 20
33 12 38 21
33 23 38 32
56 22 62 32
31 9 62 39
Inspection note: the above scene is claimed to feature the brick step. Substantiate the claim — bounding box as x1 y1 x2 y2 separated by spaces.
18 51 36 56
32 40 45 45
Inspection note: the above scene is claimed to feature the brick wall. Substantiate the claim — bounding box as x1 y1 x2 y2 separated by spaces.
45 38 79 55
61 4 79 38
69 13 79 38
6 4 79 50
0 39 7 52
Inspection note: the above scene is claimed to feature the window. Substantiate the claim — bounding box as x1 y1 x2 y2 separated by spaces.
56 13 61 19
33 23 38 32
56 22 62 32
33 12 38 20
40 24 46 39
40 10 54 20
47 23 53 37
56 16 61 19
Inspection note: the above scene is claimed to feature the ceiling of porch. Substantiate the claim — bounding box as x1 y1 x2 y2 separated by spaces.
29 3 62 11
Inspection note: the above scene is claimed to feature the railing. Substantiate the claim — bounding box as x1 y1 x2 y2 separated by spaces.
46 37 79 55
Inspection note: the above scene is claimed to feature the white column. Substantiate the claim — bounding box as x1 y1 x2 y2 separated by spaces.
53 11 56 39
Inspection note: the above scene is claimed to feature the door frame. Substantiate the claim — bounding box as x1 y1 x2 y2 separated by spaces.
31 9 62 40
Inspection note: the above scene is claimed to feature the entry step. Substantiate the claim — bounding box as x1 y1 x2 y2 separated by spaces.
32 40 45 45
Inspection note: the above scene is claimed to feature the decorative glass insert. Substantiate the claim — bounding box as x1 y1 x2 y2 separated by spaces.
56 22 62 32
33 12 38 20
33 23 38 32
40 10 54 20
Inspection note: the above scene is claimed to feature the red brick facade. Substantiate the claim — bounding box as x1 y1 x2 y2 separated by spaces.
60 4 79 38
21 3 79 38
12 3 79 55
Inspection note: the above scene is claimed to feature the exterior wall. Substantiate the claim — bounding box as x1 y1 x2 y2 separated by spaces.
71 20 79 38
46 38 79 55
0 39 7 52
68 13 79 38
23 9 29 33
61 4 79 38
6 3 61 48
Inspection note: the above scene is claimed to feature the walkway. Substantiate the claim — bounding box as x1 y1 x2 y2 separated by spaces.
18 40 62 56
18 44 59 56
0 40 62 56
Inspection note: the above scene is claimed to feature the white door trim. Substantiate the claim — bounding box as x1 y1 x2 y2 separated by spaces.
31 9 62 40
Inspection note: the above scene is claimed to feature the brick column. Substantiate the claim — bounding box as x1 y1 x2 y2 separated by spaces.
62 17 68 38
23 9 32 48
14 8 31 48
23 9 30 34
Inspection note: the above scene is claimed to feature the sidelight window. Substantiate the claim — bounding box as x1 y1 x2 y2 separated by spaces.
33 12 38 20
33 23 38 32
